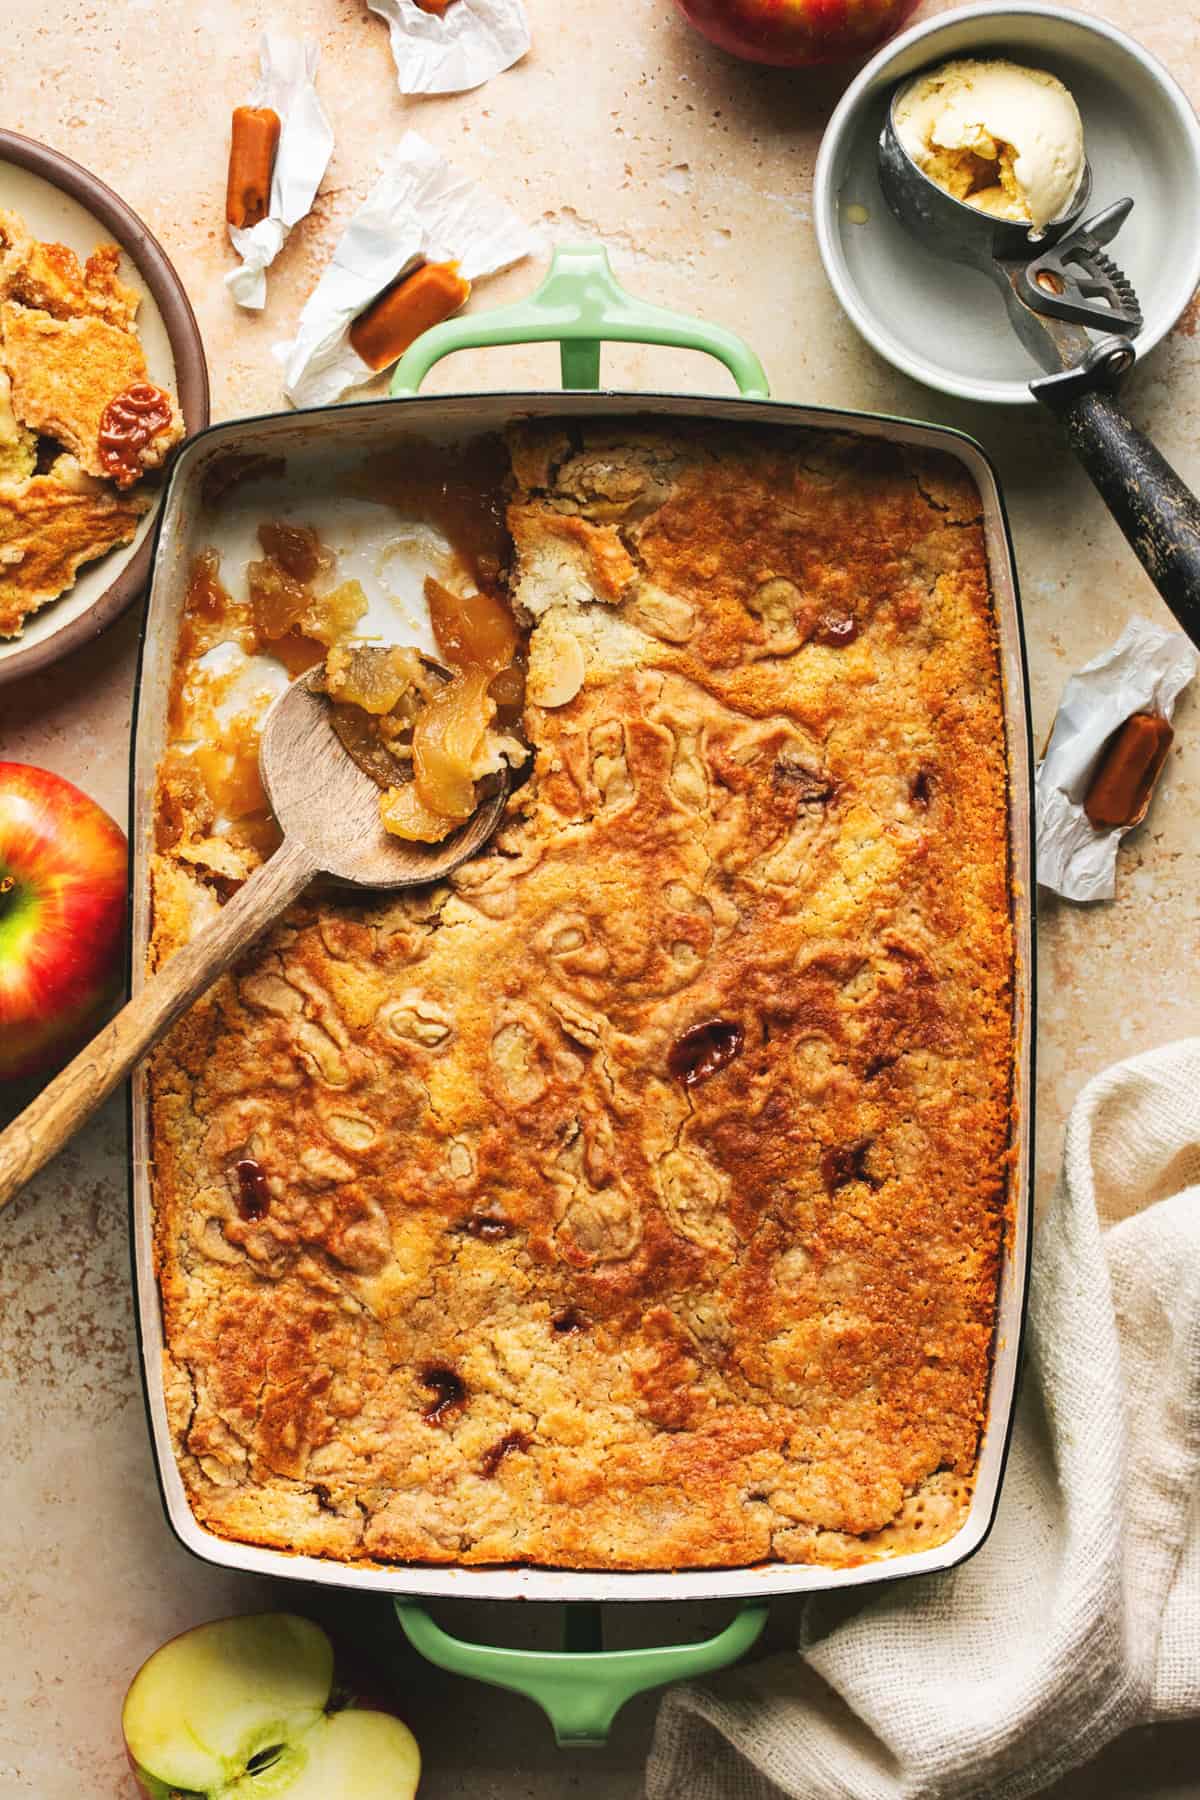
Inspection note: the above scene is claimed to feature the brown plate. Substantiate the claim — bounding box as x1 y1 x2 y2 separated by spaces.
0 128 209 688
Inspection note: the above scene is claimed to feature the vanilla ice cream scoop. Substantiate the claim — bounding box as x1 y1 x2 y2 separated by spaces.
894 58 1085 231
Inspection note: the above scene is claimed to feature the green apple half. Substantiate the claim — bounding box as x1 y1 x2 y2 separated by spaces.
122 1613 420 1799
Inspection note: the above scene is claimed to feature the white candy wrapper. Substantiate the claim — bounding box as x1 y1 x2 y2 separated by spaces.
276 131 535 410
367 0 530 95
226 35 334 311
1035 618 1198 902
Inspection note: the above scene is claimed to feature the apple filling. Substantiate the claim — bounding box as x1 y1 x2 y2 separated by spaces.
170 515 531 860
247 522 369 663
241 524 530 845
319 612 528 845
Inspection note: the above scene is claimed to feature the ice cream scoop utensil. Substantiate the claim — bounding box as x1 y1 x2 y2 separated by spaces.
880 99 1200 648
1014 198 1140 332
0 663 509 1213
878 106 1094 270
878 110 1139 377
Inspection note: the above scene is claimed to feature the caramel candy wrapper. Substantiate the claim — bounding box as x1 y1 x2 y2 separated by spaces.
367 0 529 96
226 35 333 311
1035 618 1197 902
275 132 533 408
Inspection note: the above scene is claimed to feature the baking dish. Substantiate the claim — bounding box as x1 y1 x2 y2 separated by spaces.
128 245 1035 1742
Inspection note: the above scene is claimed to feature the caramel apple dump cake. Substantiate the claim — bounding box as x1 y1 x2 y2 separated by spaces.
0 208 184 638
149 424 1013 1571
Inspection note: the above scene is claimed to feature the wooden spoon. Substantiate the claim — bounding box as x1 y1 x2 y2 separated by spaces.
0 663 508 1213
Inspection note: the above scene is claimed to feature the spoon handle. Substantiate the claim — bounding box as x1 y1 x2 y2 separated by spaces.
0 835 320 1216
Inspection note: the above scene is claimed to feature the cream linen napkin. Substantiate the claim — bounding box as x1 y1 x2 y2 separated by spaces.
647 1039 1200 1800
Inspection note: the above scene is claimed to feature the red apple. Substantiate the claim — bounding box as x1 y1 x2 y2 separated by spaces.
0 761 126 1080
673 0 920 66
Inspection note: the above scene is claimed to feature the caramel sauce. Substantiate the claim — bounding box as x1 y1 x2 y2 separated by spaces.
98 382 173 486
480 1430 530 1477
350 438 510 590
420 1365 466 1425
814 611 859 647
668 1020 745 1088
170 551 238 736
201 452 286 512
234 1157 270 1221
257 520 332 584
463 1215 514 1239
186 548 228 621
821 1139 881 1193
909 769 933 808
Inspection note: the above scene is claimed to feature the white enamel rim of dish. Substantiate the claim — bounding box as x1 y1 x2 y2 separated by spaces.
128 391 1034 1603
813 2 1200 406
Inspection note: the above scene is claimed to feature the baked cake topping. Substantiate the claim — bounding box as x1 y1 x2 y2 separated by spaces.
149 421 1013 1573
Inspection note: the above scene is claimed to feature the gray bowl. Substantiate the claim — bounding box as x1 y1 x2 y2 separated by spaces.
814 3 1200 405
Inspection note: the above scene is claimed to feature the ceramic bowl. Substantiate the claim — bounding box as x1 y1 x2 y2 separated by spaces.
813 3 1200 405
0 129 208 687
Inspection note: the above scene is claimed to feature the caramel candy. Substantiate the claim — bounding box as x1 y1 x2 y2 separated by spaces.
225 107 281 229
349 261 471 372
1083 711 1173 830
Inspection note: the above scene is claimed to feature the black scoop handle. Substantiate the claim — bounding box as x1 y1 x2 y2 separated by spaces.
1038 384 1200 647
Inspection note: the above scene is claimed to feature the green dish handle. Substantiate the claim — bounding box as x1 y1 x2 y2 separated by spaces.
389 243 770 398
394 1597 768 1748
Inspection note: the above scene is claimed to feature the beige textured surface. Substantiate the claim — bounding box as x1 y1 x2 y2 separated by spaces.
0 1 1197 1794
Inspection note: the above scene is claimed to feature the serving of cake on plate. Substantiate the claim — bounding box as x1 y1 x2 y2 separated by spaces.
0 207 183 639
148 421 1014 1572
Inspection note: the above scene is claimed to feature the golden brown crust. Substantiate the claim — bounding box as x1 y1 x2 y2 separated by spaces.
80 243 143 333
1 301 181 480
0 461 147 637
0 210 140 330
149 425 1013 1571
